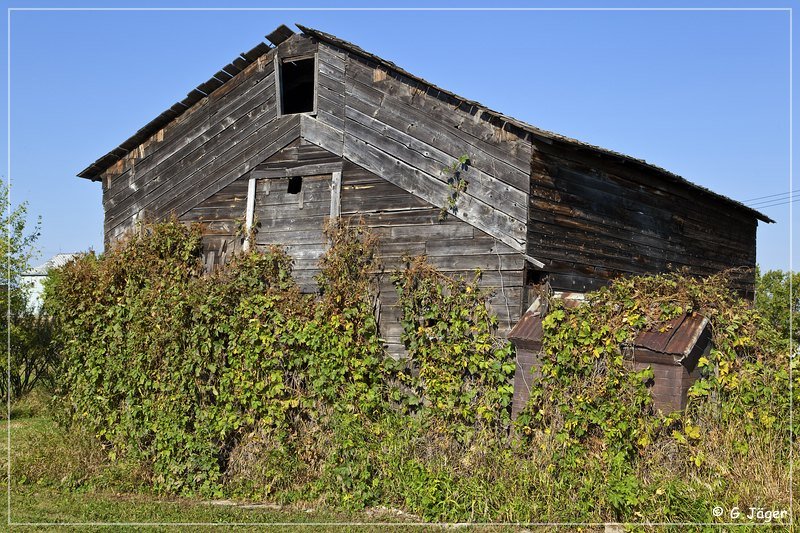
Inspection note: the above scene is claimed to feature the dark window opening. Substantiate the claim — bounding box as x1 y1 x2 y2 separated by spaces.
522 267 549 312
287 176 303 194
280 57 315 115
525 266 548 286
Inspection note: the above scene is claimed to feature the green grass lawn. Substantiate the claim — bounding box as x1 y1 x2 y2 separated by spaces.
1 411 447 532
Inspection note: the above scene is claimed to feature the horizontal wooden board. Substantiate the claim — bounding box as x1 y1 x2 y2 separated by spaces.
527 143 757 292
344 106 528 223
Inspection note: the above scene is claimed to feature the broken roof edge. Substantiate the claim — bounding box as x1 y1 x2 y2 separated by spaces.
297 24 774 224
76 36 278 182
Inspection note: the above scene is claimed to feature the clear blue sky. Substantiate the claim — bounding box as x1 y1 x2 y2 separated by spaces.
2 1 795 272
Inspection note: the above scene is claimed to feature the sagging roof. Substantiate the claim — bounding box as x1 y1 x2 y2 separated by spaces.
77 23 773 224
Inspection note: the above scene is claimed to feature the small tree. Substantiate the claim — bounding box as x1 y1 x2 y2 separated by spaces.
755 267 799 354
0 178 54 403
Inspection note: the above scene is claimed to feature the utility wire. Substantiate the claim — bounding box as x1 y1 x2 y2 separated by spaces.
746 194 798 208
742 189 800 203
750 197 800 210
748 196 798 208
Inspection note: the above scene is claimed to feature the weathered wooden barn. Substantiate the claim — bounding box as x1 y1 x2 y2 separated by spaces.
78 24 771 363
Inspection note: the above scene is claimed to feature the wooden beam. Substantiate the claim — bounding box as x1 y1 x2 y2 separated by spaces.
243 176 256 251
266 24 294 46
523 254 545 269
274 54 282 118
251 161 342 179
330 170 342 218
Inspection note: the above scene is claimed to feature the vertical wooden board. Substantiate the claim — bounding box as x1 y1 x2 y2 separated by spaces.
330 171 342 217
316 43 346 131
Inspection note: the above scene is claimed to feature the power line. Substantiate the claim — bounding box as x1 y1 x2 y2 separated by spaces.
746 193 798 208
742 189 800 203
750 197 800 210
748 197 798 208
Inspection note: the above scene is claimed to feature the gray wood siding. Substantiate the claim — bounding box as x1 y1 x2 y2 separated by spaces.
312 41 531 258
179 178 247 272
92 28 764 340
253 173 332 292
340 161 524 356
528 143 758 293
99 34 318 246
315 43 346 131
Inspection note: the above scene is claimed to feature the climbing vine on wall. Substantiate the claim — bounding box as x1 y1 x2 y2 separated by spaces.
45 219 388 496
438 155 471 221
514 269 793 517
391 256 515 440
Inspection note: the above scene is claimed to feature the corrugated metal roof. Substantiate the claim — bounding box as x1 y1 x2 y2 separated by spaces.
24 253 81 276
635 312 710 361
508 311 544 344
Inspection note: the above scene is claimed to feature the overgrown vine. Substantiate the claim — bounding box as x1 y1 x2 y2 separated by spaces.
438 155 470 221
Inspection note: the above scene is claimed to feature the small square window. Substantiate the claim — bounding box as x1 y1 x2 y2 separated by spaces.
287 176 302 194
279 57 315 115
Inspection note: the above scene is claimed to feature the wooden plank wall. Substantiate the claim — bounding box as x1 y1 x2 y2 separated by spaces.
179 178 247 272
315 41 531 258
96 29 761 327
528 143 758 293
254 138 341 175
312 39 758 296
340 161 524 356
253 172 332 292
99 34 316 246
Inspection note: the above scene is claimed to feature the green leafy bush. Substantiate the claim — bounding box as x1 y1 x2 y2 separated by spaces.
0 180 59 404
516 269 794 520
391 256 515 439
755 267 799 352
45 220 387 496
43 219 794 523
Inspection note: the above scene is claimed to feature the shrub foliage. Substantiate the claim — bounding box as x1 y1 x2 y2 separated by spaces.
46 220 386 496
516 270 794 518
44 220 794 523
1 179 58 403
391 256 515 437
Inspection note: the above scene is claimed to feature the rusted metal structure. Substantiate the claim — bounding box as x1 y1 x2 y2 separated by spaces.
508 295 712 415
